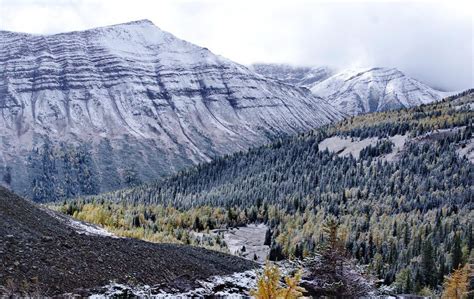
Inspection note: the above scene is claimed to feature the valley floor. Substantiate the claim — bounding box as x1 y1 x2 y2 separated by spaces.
222 224 269 262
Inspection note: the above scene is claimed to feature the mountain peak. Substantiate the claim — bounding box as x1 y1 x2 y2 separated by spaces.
92 19 159 32
122 19 155 25
311 66 444 115
100 19 158 30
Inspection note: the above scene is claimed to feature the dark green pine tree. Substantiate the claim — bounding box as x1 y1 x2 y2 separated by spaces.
77 145 99 196
97 139 121 191
438 256 446 285
264 228 272 246
404 269 413 294
414 269 423 293
468 224 473 252
451 234 463 270
30 141 58 202
421 240 437 288
193 216 204 231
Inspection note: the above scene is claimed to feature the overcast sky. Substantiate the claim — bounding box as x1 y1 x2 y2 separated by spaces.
0 0 472 91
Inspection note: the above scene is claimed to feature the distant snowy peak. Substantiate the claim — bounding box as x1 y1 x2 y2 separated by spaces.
250 63 334 89
310 67 446 115
251 64 447 115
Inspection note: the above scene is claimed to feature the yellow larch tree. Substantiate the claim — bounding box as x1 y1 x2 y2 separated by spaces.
441 264 469 299
251 262 306 299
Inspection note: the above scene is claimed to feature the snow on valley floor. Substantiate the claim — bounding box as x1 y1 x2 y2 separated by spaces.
221 223 270 262
192 223 270 262
318 134 407 161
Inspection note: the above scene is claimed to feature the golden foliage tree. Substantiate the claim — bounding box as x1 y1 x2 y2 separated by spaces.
441 264 469 299
280 270 306 299
251 262 306 299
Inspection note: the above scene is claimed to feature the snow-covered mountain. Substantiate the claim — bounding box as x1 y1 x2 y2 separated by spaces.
0 20 342 199
250 63 333 89
252 65 448 116
310 67 447 115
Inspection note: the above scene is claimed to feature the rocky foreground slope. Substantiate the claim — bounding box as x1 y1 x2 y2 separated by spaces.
0 20 341 201
0 187 255 296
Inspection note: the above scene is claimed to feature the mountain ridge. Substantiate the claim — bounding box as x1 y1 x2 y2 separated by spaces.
310 67 449 115
0 20 342 201
251 63 450 116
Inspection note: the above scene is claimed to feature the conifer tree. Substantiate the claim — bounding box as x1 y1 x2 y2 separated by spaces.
264 228 272 246
452 234 463 270
421 240 437 288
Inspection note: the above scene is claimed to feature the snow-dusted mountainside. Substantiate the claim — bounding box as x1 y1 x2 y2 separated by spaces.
0 20 342 200
251 63 333 89
310 67 447 115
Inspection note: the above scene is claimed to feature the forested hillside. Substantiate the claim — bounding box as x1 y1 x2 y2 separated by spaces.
57 90 473 294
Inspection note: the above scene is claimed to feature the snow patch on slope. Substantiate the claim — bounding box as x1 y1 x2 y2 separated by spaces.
319 134 408 161
319 136 378 159
42 207 115 237
65 218 116 237
382 135 408 162
191 223 269 262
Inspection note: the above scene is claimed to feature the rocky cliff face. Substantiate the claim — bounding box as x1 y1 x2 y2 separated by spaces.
0 20 342 201
310 67 447 115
